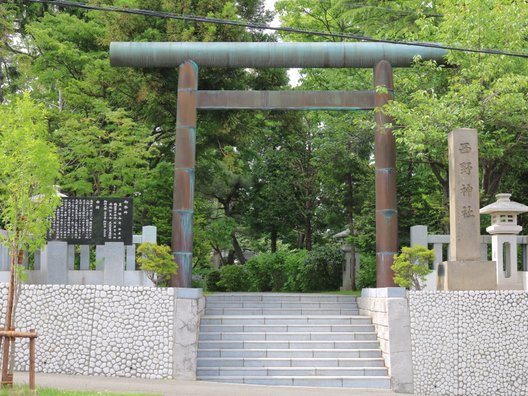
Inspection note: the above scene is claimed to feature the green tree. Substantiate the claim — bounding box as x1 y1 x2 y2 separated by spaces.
136 243 176 287
0 94 61 379
391 245 434 290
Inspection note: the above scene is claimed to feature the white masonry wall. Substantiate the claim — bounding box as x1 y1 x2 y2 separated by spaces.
409 291 528 396
357 288 413 393
0 284 204 379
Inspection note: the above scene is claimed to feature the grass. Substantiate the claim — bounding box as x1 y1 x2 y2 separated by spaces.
0 386 159 396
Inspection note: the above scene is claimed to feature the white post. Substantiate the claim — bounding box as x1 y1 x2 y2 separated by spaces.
103 242 125 285
80 245 90 270
410 225 428 248
142 226 157 244
42 241 68 284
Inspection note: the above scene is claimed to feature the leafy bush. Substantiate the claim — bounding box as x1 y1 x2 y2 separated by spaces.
283 250 309 292
205 269 225 292
392 245 434 290
245 251 288 291
299 244 343 292
356 254 376 290
136 243 176 287
217 265 250 292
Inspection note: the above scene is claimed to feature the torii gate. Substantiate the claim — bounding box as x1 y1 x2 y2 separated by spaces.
110 42 447 288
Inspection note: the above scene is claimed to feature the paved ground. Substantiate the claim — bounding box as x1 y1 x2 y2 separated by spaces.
14 373 399 396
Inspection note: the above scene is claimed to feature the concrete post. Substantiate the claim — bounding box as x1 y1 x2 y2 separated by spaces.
410 225 428 248
103 242 125 285
142 226 157 244
80 245 90 270
0 231 9 271
42 241 68 284
67 244 75 270
34 249 41 270
95 245 105 270
126 245 136 271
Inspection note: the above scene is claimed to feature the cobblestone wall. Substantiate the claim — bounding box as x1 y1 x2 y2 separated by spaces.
409 291 528 396
0 284 204 379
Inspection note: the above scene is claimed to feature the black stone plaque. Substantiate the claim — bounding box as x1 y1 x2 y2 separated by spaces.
47 197 133 245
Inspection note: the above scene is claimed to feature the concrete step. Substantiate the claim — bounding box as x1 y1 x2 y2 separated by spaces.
199 332 378 341
197 357 387 368
197 366 388 377
198 340 380 350
201 316 372 326
206 293 357 303
197 293 387 389
197 349 383 359
205 302 358 309
200 324 375 333
197 375 391 388
205 307 360 316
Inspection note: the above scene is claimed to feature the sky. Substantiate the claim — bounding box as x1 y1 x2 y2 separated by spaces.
263 0 301 86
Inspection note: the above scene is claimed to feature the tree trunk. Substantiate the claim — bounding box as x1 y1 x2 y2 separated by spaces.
0 61 4 103
304 217 312 251
232 233 246 264
345 172 354 226
271 229 278 253
226 250 235 265
1 248 17 383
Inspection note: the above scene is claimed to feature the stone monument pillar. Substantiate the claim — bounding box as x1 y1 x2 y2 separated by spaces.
438 128 496 290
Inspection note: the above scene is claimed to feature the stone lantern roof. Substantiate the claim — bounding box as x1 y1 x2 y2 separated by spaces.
480 193 528 215
480 193 528 235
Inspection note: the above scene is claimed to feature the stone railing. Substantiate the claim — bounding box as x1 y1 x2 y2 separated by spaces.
410 225 528 290
0 226 157 286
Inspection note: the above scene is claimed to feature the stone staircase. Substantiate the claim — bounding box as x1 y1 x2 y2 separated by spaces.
196 293 390 388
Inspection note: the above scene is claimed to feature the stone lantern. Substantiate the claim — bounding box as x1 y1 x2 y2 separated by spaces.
480 193 528 289
333 229 359 291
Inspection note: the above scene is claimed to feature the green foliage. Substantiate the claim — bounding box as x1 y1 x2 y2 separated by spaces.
0 94 61 260
205 269 225 292
391 245 434 290
244 250 308 292
245 252 282 292
355 254 377 290
299 244 344 292
217 265 250 292
282 249 309 292
136 243 176 287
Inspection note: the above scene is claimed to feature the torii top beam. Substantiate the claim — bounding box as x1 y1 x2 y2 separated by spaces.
110 42 447 69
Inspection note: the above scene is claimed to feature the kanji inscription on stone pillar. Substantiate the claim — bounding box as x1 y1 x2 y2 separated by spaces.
448 128 481 261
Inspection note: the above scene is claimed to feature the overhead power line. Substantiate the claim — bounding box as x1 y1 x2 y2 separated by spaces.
27 0 528 59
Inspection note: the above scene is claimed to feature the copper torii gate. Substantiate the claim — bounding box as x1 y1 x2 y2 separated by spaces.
110 42 447 288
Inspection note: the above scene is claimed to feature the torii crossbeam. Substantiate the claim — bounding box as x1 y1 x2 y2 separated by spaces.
110 42 447 288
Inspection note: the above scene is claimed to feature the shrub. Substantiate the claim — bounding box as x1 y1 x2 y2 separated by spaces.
300 244 344 292
205 269 225 292
283 250 309 292
136 243 176 287
392 245 434 290
217 265 250 292
245 252 288 292
356 254 376 290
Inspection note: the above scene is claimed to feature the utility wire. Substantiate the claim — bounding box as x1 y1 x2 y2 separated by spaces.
27 0 528 59
341 2 443 17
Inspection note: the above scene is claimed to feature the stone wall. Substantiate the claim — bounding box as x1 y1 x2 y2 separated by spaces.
0 284 204 379
409 291 528 396
357 288 413 393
